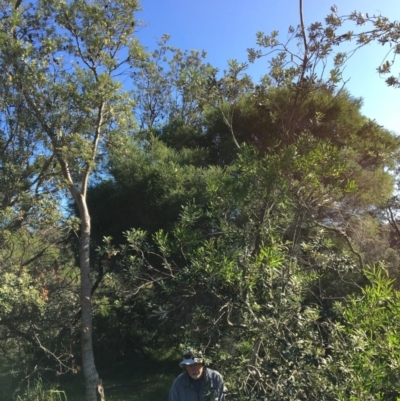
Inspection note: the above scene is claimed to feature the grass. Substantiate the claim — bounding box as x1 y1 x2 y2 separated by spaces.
0 364 19 401
64 353 177 401
1 351 179 401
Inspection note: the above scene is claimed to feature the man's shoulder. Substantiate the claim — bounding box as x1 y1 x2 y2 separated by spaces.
171 372 188 386
205 367 224 381
204 368 226 395
206 367 222 375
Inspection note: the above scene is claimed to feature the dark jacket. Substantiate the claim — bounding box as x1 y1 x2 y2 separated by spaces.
169 367 226 401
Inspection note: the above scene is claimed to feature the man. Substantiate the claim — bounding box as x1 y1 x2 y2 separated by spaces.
169 347 226 401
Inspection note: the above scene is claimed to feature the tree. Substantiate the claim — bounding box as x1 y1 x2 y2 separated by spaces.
86 0 399 373
0 0 141 399
88 135 209 246
107 144 356 400
131 34 211 133
111 134 398 400
0 221 80 384
0 38 81 387
326 7 400 88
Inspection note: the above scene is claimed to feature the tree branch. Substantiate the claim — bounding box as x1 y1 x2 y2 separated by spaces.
314 221 365 270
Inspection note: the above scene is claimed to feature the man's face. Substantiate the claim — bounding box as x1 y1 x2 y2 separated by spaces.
186 362 204 380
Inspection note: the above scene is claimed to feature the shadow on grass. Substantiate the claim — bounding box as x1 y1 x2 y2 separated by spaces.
61 351 179 401
0 350 181 401
0 364 19 401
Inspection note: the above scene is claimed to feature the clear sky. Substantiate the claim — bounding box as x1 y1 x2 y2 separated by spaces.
135 0 400 135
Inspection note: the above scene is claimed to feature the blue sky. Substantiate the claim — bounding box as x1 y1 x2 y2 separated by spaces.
136 0 400 135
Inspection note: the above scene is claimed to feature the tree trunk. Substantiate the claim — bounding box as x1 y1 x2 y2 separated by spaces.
77 195 104 401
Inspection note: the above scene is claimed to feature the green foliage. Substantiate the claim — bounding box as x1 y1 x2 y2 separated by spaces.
0 222 80 376
1 1 400 400
0 1 144 398
131 34 211 131
330 266 400 400
325 8 400 88
110 145 363 400
88 135 209 244
0 0 142 225
16 378 67 401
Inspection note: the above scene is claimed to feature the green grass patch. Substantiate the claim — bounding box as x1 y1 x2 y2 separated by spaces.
0 363 18 401
0 350 180 401
61 352 179 401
